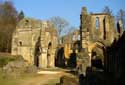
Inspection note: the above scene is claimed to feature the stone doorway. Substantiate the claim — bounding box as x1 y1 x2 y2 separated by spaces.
34 37 42 67
47 42 52 67
103 17 106 40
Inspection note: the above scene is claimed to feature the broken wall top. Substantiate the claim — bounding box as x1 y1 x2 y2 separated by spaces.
15 17 57 35
16 18 53 30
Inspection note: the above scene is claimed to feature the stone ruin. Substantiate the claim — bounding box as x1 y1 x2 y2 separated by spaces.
59 30 80 67
61 7 117 71
58 6 125 85
62 7 125 85
80 7 116 50
78 6 125 77
62 30 80 59
11 18 57 68
79 7 116 69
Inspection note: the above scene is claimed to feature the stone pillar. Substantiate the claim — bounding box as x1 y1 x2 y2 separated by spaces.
47 48 55 68
39 48 47 68
49 50 55 68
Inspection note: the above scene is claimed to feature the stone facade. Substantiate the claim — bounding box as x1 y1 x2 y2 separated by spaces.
79 7 125 84
78 7 117 75
62 30 80 59
11 18 57 68
80 7 115 50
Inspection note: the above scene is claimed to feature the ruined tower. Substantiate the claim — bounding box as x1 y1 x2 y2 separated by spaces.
80 7 116 69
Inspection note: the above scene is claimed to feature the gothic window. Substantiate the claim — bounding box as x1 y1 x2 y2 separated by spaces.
96 17 99 29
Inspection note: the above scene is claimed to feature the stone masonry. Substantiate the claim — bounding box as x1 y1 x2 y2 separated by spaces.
78 7 116 74
11 18 57 68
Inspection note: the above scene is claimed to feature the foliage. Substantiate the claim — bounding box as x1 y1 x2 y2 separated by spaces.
0 68 18 85
0 1 18 52
0 54 23 67
18 10 25 21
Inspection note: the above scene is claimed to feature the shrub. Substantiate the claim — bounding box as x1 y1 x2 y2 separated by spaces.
0 54 23 67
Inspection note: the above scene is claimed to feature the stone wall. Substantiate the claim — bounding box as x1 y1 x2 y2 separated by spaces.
79 7 116 71
81 8 115 51
11 18 57 68
62 30 80 59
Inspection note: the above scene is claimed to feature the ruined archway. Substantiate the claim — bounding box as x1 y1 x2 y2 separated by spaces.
88 42 106 69
34 37 42 67
103 17 106 40
47 42 52 67
56 45 65 67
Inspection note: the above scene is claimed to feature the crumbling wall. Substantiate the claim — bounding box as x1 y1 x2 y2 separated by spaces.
11 18 57 68
79 7 116 70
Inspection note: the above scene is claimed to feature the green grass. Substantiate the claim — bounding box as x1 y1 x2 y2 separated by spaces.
0 68 19 85
0 54 23 67
0 68 39 85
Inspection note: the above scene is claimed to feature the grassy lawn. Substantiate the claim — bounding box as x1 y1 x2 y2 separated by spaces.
0 68 19 85
0 68 39 85
0 54 25 85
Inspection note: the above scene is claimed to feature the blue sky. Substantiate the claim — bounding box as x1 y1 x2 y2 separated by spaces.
13 0 125 27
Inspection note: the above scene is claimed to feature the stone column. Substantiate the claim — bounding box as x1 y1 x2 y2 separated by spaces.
49 50 55 68
47 48 55 68
39 48 47 68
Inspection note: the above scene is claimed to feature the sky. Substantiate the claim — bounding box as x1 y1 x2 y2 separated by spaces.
12 0 125 27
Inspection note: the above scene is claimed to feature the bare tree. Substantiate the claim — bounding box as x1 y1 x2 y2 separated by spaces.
0 1 18 52
64 26 77 35
117 9 125 29
49 16 69 38
49 16 69 44
103 6 113 15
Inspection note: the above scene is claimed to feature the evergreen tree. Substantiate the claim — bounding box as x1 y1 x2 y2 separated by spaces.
18 10 24 21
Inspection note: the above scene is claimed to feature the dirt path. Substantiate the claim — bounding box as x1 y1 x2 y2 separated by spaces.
19 70 71 85
21 74 61 85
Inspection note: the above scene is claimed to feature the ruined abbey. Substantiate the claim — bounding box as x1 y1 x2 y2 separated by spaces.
11 7 125 82
11 18 57 68
79 7 116 70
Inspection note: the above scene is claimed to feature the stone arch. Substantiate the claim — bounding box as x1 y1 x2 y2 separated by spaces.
103 17 106 40
96 17 99 29
47 42 52 67
34 37 42 67
88 42 106 68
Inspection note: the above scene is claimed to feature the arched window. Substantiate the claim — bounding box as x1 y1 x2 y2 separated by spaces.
48 42 52 49
19 41 22 46
96 17 99 29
